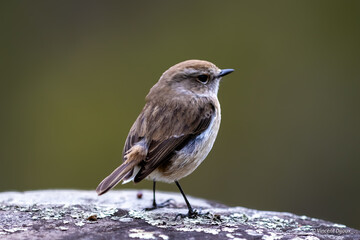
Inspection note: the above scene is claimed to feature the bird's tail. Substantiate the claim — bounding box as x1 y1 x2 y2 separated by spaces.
96 144 147 195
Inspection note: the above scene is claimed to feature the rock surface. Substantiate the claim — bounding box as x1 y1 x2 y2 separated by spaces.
0 190 358 240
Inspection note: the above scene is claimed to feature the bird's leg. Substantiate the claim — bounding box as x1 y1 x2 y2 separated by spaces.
174 180 199 219
145 180 175 211
152 180 157 208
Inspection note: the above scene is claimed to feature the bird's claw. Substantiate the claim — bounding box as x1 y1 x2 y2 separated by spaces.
145 198 176 211
175 209 202 220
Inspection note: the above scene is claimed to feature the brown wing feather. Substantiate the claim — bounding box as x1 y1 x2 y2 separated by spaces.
99 98 215 188
133 101 215 183
121 113 145 181
134 137 187 182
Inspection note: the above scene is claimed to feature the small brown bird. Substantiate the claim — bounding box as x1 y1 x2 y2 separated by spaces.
96 60 234 218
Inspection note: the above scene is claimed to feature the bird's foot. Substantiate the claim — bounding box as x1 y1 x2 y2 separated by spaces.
175 208 206 220
145 198 176 211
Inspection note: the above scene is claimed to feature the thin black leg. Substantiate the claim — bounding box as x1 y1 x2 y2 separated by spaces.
145 180 175 211
175 180 196 217
152 180 157 208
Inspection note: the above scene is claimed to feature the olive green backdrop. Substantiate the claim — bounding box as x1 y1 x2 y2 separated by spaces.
1 1 359 229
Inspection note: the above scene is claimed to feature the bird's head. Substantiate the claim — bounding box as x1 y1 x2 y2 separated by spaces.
147 60 234 100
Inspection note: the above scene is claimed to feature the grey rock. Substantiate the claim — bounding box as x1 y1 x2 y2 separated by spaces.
0 190 358 240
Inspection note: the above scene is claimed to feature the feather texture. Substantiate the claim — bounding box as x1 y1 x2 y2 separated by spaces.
96 98 215 194
96 59 231 195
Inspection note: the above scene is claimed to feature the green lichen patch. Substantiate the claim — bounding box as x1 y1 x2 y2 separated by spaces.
0 190 358 240
0 203 124 236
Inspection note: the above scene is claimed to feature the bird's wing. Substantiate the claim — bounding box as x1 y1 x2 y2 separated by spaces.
130 100 215 183
96 99 215 195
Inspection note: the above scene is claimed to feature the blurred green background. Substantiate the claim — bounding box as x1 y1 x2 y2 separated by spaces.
1 0 359 229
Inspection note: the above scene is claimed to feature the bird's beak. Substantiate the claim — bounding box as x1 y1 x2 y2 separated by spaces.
218 69 234 77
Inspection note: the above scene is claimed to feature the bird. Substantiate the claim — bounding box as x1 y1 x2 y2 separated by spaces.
96 59 234 218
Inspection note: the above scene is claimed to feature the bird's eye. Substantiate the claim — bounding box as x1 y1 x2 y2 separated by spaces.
197 74 209 84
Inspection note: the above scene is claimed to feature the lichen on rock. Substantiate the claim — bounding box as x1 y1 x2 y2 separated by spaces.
0 190 358 240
